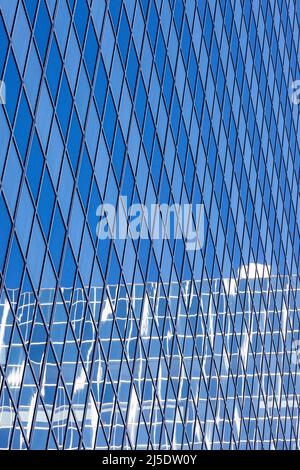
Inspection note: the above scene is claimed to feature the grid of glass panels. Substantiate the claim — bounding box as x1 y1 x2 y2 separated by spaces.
0 0 300 449
1 276 300 449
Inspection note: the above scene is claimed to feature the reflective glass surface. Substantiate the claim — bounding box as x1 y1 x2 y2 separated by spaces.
0 0 300 450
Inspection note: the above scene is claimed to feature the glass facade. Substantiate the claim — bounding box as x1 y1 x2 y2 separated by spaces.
0 0 299 450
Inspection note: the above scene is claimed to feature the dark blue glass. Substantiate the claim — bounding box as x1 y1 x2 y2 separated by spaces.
47 36 62 101
34 0 51 63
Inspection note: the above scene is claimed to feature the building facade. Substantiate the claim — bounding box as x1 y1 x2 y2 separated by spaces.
0 0 300 449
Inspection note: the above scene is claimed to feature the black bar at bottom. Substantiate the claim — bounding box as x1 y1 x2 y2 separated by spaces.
0 450 298 467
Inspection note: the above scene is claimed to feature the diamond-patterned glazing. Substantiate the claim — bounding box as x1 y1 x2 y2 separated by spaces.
0 0 300 450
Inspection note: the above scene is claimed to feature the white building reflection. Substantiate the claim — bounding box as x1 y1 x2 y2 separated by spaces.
0 268 300 449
